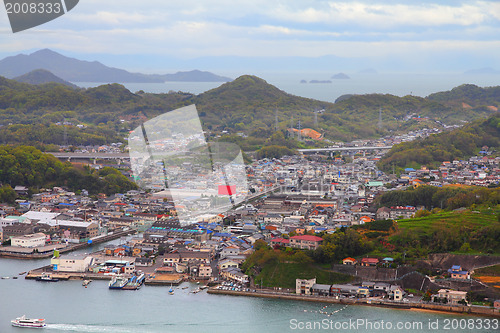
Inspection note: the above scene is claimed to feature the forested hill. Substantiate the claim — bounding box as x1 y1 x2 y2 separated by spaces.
377 113 500 173
0 145 137 201
427 84 500 110
0 74 499 147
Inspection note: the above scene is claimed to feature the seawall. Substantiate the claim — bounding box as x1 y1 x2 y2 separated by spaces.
207 289 500 317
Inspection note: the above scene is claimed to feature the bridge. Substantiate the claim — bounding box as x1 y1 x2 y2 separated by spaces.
50 152 129 162
298 146 392 153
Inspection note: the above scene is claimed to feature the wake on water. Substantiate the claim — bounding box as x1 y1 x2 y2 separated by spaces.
45 324 135 332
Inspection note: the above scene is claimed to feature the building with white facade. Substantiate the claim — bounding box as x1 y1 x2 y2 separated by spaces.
11 233 46 248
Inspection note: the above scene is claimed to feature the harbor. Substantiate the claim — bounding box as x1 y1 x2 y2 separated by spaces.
0 240 498 333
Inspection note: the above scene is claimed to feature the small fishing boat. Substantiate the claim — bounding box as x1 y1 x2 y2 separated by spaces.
36 273 59 282
169 284 174 295
82 279 91 287
11 315 46 328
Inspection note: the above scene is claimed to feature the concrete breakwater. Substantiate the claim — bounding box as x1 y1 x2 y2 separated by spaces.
207 288 500 318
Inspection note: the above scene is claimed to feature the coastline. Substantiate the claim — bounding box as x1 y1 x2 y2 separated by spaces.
207 288 500 318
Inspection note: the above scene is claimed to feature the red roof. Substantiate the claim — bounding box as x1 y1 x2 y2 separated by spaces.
270 237 289 244
361 257 379 263
343 257 356 262
290 235 323 242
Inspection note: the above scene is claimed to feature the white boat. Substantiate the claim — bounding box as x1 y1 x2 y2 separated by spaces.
82 280 91 287
109 275 128 289
11 315 46 328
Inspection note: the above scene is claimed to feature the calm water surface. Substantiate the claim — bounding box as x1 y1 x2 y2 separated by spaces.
0 240 498 332
76 73 500 103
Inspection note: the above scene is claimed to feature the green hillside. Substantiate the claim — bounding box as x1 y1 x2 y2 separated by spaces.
427 84 500 110
1 75 499 148
390 209 500 256
377 113 500 173
0 145 137 196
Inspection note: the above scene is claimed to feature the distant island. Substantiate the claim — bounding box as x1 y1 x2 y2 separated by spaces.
0 49 232 83
13 69 78 88
464 67 500 75
309 80 332 84
331 72 350 79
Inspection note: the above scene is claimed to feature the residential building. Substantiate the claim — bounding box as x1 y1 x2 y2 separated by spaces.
296 278 316 295
448 265 470 280
360 257 379 267
342 257 357 265
289 235 323 250
436 289 467 305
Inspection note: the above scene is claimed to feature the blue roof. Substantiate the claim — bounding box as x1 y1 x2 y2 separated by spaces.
213 233 231 237
451 265 461 270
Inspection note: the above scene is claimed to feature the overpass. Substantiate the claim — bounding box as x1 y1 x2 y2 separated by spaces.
50 152 129 162
298 146 392 153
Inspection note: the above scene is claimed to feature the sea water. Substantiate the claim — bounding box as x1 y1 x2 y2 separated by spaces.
75 72 500 103
0 240 497 333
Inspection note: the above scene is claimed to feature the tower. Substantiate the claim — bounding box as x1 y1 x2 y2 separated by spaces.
378 108 383 131
275 109 278 132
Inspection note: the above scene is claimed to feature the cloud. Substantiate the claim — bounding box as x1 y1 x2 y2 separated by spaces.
269 1 497 28
0 0 499 72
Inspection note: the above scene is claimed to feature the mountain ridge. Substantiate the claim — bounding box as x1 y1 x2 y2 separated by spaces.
0 49 232 83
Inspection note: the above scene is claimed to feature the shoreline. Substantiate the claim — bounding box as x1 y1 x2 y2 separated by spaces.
207 288 500 318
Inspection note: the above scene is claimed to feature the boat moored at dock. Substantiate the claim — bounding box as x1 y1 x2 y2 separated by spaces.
108 275 128 289
122 273 145 290
36 273 59 282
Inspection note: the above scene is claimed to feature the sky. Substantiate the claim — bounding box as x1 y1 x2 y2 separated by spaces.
1 0 500 74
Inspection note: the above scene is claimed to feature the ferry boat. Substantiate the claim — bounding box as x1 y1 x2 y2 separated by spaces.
36 273 59 282
122 273 145 290
11 315 46 328
109 275 128 289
